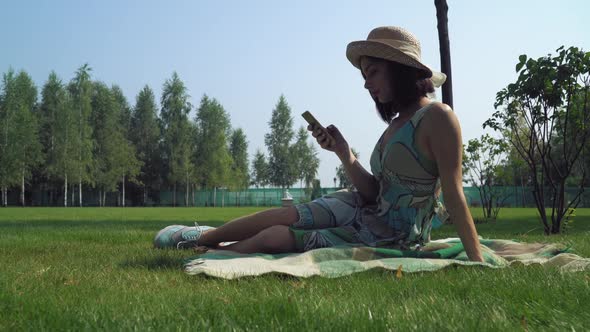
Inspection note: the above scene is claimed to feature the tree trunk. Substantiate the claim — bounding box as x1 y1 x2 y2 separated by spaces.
122 175 126 207
435 0 453 108
192 184 195 207
64 174 68 207
71 184 75 207
79 178 82 207
185 172 189 207
173 183 176 207
21 170 25 207
143 186 147 206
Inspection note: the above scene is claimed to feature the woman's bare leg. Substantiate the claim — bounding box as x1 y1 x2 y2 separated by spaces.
218 225 297 254
198 206 299 246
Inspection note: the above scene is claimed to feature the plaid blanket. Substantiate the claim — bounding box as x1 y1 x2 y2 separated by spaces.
184 238 590 279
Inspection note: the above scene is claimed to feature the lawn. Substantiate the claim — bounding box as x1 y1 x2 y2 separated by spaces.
1 207 589 331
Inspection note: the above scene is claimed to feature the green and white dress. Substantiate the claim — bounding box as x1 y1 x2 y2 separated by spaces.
290 103 442 251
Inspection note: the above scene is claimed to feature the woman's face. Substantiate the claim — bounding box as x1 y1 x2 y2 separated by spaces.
360 57 393 104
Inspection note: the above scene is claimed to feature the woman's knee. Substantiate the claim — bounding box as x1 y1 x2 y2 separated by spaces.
257 225 295 252
263 206 299 226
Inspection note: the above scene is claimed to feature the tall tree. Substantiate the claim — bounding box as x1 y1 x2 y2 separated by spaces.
435 0 453 108
131 85 162 205
229 128 249 206
193 95 232 207
265 95 297 190
0 69 19 206
0 70 43 206
251 149 269 206
292 126 320 194
68 64 95 207
160 72 193 206
90 82 140 206
39 73 77 207
111 85 141 206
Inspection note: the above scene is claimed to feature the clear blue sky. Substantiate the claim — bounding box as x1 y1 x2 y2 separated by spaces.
1 0 589 187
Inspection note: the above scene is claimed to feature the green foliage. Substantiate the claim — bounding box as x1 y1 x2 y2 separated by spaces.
160 72 193 191
264 95 297 188
229 128 249 191
110 85 141 186
89 82 142 206
484 46 590 233
0 69 22 191
0 69 43 203
292 127 320 194
463 134 509 219
310 178 322 200
251 149 269 188
68 64 96 195
131 85 162 196
193 94 232 191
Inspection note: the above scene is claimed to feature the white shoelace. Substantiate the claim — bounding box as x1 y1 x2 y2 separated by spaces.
176 221 203 249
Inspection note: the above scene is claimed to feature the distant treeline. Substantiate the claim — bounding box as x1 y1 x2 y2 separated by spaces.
0 65 323 207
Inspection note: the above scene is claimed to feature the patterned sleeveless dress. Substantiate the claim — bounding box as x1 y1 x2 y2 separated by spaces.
290 103 441 251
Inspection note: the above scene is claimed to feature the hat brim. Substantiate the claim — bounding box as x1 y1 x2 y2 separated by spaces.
346 40 447 88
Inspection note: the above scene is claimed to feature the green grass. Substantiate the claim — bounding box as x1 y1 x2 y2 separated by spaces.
0 207 589 331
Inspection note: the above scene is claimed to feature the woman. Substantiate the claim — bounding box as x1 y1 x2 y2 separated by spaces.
154 26 484 262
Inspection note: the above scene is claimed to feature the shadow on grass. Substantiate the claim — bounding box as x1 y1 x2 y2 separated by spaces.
120 252 186 270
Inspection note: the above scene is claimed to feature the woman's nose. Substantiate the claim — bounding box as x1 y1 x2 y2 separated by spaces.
364 79 371 90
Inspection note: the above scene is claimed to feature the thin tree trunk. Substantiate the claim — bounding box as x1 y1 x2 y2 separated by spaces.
64 174 68 207
122 175 126 207
521 172 526 207
143 186 147 206
79 178 82 207
192 184 195 207
435 0 453 109
21 169 25 207
71 184 75 207
173 183 176 207
185 172 189 207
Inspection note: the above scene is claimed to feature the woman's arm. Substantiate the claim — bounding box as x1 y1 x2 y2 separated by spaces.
427 105 484 262
335 147 379 204
309 124 379 204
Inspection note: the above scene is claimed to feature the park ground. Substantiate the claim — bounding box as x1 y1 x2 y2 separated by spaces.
1 207 589 331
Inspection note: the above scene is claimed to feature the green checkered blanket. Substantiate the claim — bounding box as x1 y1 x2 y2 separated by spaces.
184 238 590 279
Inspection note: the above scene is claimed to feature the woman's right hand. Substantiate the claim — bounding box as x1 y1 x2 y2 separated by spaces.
308 123 349 157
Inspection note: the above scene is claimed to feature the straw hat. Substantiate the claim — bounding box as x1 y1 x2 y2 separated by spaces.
346 26 447 87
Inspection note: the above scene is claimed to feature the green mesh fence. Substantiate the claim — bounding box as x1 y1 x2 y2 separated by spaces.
157 188 339 207
5 186 590 207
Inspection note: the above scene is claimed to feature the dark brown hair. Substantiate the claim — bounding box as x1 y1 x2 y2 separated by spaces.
365 58 435 123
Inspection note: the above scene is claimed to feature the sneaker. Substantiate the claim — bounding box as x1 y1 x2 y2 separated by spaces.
153 223 215 249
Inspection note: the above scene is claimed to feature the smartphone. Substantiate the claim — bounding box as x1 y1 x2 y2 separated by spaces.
301 111 335 145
